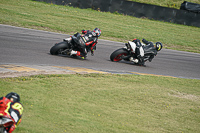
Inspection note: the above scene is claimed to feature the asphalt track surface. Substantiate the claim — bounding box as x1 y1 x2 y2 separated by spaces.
0 24 200 79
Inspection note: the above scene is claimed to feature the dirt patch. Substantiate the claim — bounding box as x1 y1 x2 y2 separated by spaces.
169 91 199 101
0 71 76 78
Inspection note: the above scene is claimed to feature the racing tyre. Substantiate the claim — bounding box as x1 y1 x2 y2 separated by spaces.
110 48 129 62
50 42 69 55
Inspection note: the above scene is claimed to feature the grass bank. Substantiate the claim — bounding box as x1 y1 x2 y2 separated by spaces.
130 0 200 9
0 0 200 53
0 74 200 133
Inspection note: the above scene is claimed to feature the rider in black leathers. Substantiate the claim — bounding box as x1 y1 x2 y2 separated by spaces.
69 28 101 59
130 38 162 65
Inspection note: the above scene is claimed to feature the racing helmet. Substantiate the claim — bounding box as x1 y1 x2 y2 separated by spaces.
5 92 20 102
93 28 101 37
155 42 162 51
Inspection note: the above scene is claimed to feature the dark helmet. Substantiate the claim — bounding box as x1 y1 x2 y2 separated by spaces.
5 92 20 102
155 42 162 51
93 28 101 37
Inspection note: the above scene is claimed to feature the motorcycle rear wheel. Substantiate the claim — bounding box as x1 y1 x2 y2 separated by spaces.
110 48 129 62
50 42 69 55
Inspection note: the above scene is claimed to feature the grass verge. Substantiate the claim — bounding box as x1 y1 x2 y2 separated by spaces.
0 0 200 53
130 0 200 9
0 74 200 133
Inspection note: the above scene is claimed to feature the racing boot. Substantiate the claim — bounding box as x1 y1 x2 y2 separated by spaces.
142 38 149 45
129 57 139 63
63 37 72 43
70 50 77 56
70 50 86 59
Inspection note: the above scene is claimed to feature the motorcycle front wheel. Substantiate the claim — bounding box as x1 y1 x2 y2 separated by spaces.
50 41 69 55
110 48 129 62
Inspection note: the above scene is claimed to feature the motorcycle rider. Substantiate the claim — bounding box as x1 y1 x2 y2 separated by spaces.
0 92 23 133
128 38 162 66
69 28 101 59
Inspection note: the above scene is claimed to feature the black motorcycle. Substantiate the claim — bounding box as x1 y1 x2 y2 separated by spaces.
50 33 90 57
110 40 162 65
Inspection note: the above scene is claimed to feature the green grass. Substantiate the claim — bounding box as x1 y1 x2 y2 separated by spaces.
0 0 200 53
0 1 199 132
0 74 200 133
130 0 200 9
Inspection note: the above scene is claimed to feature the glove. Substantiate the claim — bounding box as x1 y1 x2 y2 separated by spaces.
91 49 94 56
8 124 16 133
